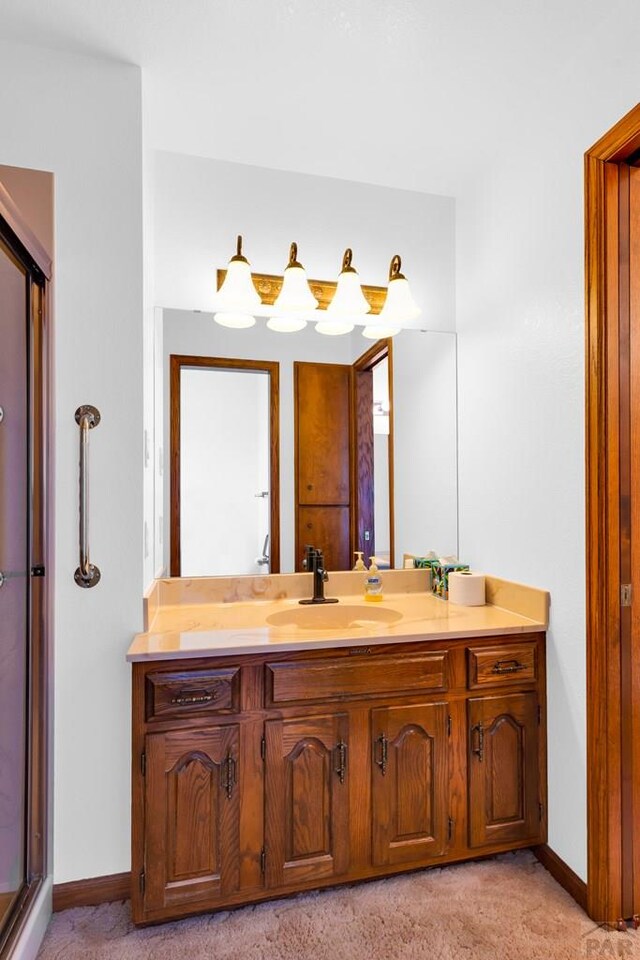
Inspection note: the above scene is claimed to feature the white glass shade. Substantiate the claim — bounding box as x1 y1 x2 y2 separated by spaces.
378 275 421 324
327 269 370 318
315 319 355 336
214 312 256 329
267 316 307 333
215 258 262 313
273 265 318 314
362 323 400 339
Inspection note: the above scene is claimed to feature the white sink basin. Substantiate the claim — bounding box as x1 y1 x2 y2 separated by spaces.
266 604 403 631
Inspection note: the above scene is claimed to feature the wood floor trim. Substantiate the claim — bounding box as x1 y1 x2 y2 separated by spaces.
533 844 588 912
52 872 131 912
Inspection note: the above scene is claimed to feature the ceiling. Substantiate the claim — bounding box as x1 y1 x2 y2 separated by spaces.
0 0 638 195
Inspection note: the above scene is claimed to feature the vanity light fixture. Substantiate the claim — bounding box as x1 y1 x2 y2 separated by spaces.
266 316 308 333
272 242 319 315
214 235 262 329
316 248 370 336
362 254 420 339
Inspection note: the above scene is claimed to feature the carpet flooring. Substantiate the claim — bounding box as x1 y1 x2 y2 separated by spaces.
37 852 640 959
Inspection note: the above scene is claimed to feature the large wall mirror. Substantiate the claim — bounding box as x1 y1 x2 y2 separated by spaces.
156 308 458 576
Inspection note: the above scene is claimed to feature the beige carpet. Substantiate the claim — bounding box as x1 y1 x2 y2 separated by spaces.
38 852 640 959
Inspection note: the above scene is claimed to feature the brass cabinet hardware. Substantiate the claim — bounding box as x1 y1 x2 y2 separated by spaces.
375 733 388 776
170 689 216 706
491 659 526 674
471 723 484 761
221 753 237 800
335 740 347 784
260 847 266 874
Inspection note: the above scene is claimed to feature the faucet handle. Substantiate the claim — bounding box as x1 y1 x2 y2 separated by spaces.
302 544 317 570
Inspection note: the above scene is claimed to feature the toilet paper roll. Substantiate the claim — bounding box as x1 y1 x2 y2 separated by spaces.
447 571 486 606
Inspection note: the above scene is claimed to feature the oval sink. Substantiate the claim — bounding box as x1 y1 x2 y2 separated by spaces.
266 604 403 631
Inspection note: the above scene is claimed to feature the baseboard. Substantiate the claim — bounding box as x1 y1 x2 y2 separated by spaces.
52 850 587 915
532 844 587 912
52 872 130 912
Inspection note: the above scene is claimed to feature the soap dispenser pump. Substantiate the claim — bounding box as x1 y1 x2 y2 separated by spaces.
353 551 366 571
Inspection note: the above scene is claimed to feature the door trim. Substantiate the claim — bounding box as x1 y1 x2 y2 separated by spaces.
352 339 395 569
0 202 51 959
585 102 640 923
169 354 280 577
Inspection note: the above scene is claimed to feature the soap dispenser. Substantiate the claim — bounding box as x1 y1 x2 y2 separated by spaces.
364 557 383 601
353 551 366 571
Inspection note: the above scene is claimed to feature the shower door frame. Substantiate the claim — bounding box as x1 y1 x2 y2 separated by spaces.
0 182 51 959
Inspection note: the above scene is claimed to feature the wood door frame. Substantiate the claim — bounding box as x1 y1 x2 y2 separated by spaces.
352 339 395 569
585 103 640 924
0 195 51 959
169 354 280 577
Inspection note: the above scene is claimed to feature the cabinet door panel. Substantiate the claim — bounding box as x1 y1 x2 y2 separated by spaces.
371 702 449 866
295 362 351 505
144 726 240 912
468 693 540 848
297 506 350 572
265 714 349 887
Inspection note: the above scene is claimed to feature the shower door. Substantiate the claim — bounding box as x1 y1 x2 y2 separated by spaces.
0 200 48 955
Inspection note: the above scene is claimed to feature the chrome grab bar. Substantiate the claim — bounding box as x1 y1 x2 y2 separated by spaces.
74 405 101 588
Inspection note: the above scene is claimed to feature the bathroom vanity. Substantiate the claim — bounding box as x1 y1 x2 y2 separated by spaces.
128 571 549 926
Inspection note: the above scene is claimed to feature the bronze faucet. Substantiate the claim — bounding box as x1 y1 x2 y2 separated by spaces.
299 545 339 605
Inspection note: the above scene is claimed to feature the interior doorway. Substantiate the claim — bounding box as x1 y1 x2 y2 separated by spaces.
169 355 280 577
0 179 51 957
585 103 640 925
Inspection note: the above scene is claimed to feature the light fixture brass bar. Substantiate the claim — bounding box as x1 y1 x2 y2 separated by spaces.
216 269 387 315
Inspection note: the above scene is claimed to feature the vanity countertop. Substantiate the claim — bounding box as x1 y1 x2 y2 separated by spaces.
128 572 549 662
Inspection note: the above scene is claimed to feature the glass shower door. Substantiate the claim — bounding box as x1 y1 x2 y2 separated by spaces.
0 235 29 928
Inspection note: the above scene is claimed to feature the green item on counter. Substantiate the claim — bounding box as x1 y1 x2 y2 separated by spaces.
430 562 470 599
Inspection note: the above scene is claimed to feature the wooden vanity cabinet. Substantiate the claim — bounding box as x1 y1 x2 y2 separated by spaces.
131 632 546 925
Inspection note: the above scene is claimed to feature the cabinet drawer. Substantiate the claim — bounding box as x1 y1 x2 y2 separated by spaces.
145 667 240 721
266 651 448 705
467 643 537 689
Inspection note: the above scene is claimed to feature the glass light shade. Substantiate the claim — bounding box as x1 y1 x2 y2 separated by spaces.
267 316 307 333
273 265 318 313
327 269 370 318
214 312 256 329
362 323 400 339
215 258 262 313
378 275 421 325
315 319 355 336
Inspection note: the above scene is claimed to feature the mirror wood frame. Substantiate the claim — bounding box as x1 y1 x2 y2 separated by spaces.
169 354 281 577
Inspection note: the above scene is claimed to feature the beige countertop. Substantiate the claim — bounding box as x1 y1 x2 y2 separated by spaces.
128 571 549 662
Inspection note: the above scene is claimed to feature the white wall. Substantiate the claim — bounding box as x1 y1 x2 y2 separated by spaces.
456 66 640 875
394 331 458 560
0 41 144 884
180 367 271 576
153 151 456 332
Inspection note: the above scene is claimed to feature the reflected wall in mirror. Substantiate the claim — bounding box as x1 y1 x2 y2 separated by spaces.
157 309 458 576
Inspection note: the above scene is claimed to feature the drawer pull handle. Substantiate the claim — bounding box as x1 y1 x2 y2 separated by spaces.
171 690 216 706
492 659 527 675
375 733 388 776
471 723 484 762
221 753 237 800
334 740 348 784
